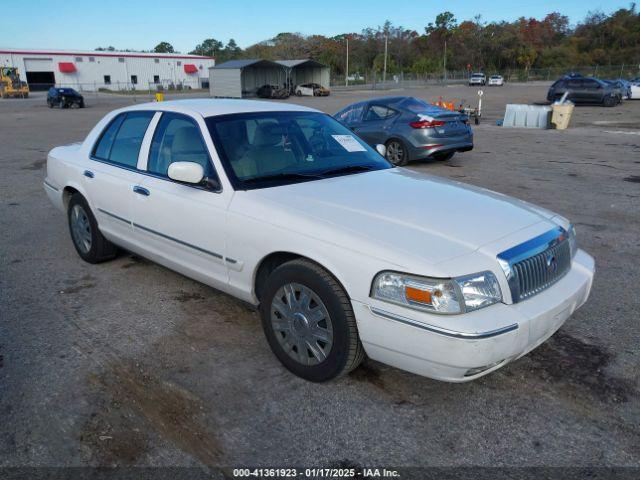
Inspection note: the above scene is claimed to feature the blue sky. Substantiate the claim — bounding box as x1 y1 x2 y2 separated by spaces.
1 0 630 53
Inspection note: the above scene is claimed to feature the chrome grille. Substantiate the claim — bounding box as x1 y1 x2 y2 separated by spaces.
497 227 572 303
512 240 571 300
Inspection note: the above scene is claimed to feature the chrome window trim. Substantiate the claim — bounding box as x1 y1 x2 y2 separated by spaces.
369 306 518 339
497 226 568 303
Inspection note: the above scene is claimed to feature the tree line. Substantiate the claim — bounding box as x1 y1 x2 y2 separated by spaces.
106 5 640 76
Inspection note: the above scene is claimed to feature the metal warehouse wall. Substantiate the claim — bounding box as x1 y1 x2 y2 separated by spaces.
0 51 215 91
210 69 242 98
242 67 287 95
290 67 330 87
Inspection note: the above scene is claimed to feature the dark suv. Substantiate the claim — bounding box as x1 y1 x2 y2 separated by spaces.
547 78 620 106
47 87 85 108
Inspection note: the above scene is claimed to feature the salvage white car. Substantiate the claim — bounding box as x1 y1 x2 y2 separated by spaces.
44 99 595 382
488 75 504 86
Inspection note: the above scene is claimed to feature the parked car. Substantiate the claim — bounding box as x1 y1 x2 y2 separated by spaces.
601 80 625 103
628 79 640 99
334 96 473 166
47 87 85 108
44 99 594 383
468 72 486 86
294 83 330 97
547 77 621 106
256 84 289 99
488 75 504 86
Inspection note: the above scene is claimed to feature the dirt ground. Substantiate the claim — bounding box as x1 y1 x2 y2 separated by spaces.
1 82 639 470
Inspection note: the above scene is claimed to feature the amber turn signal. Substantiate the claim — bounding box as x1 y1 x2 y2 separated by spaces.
405 286 432 305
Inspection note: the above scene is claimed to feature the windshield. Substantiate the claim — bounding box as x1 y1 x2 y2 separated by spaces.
206 111 392 190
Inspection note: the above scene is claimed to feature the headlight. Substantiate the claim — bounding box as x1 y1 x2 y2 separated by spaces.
371 270 502 314
568 224 577 258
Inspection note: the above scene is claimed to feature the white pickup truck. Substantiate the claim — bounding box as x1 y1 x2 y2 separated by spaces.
44 99 595 382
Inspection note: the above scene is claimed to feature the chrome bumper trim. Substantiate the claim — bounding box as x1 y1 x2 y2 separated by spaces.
43 180 59 192
369 306 518 339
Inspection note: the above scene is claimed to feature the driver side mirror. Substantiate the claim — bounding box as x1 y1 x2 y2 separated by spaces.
168 161 204 184
375 144 387 157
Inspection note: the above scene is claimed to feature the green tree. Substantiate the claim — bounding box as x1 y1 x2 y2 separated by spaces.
154 42 175 53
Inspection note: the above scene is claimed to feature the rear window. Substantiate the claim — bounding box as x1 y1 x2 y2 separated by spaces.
93 112 154 168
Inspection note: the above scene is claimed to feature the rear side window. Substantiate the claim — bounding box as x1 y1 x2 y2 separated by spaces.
335 104 364 124
93 112 154 168
364 105 396 121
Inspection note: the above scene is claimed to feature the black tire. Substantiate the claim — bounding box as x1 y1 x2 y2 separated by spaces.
259 259 365 382
603 95 616 107
385 138 409 166
47 101 53 108
295 90 302 96
433 151 455 161
67 194 117 263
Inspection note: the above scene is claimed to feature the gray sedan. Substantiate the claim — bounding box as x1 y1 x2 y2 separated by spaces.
334 96 473 166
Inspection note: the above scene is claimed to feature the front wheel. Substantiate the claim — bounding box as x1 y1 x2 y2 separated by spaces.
259 259 364 382
67 194 117 263
603 95 616 107
385 139 409 166
295 90 302 96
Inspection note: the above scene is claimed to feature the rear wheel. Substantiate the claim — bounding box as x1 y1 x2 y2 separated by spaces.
385 139 409 166
603 94 616 107
67 194 117 263
295 90 302 96
259 259 364 382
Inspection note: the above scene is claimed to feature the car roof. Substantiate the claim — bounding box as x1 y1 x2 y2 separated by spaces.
115 98 320 118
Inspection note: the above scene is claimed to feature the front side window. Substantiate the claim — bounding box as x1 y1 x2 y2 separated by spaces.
147 112 215 180
206 111 391 190
92 112 154 168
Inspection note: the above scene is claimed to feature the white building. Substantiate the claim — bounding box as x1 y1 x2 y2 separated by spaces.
0 48 215 92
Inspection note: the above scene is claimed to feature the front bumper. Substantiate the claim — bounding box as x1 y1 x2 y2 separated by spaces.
352 249 595 382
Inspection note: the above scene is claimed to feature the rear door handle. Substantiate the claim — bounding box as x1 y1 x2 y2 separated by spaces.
83 170 94 178
133 186 150 196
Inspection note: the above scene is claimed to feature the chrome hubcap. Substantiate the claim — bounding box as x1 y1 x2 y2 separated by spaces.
70 204 92 254
386 142 404 164
270 283 333 366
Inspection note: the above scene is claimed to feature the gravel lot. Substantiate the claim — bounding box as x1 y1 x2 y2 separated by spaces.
1 82 639 470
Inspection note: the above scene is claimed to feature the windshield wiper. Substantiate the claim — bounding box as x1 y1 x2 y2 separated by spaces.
242 171 324 184
315 164 378 177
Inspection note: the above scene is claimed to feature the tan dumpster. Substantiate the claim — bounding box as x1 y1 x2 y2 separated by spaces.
551 103 574 130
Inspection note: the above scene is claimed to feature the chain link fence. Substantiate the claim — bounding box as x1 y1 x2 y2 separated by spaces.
331 65 640 90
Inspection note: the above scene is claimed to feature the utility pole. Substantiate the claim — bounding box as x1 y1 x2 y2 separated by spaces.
383 35 388 84
345 37 349 87
443 40 447 83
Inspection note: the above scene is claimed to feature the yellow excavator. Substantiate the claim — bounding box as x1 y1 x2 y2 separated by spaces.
0 67 29 98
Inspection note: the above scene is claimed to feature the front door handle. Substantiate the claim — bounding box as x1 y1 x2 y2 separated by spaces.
83 170 94 178
133 186 150 196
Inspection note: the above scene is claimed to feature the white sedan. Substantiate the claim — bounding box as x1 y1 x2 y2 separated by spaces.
44 99 595 382
488 75 504 86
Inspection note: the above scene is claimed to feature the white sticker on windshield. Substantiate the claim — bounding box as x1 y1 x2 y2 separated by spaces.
331 135 366 152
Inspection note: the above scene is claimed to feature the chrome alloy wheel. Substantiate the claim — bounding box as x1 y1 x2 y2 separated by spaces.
270 283 334 366
386 141 404 165
70 204 92 254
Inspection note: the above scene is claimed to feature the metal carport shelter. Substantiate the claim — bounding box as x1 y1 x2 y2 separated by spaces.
209 59 287 98
276 59 330 89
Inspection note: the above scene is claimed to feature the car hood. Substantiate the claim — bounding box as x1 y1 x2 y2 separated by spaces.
246 168 558 267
